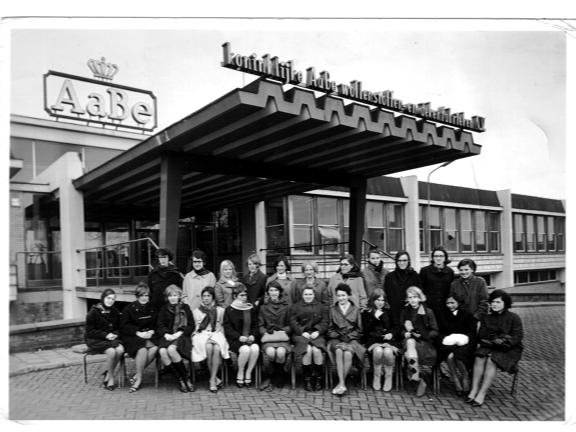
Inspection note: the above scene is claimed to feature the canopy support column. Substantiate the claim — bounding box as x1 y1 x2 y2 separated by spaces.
348 178 367 260
159 153 183 254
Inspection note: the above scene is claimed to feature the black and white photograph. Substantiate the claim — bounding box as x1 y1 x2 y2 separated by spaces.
2 3 573 427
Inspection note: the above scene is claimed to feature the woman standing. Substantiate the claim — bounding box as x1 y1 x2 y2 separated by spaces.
147 248 183 311
400 286 438 397
361 247 388 298
192 286 230 393
157 285 195 393
437 293 476 396
290 286 329 392
183 250 217 311
215 259 240 308
361 288 398 391
242 253 267 307
85 288 124 390
293 260 329 305
328 254 367 310
450 258 489 322
384 251 422 329
419 246 454 321
120 282 159 393
327 283 366 396
224 285 260 387
466 289 523 407
266 256 296 305
258 281 292 389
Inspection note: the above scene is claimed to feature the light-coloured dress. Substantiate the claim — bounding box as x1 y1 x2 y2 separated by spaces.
191 306 230 362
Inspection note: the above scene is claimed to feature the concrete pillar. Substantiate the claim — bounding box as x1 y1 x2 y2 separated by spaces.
348 178 367 261
400 176 421 271
34 152 86 319
496 190 514 289
159 154 183 254
255 201 267 268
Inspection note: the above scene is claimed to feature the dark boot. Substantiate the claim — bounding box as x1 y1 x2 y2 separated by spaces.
170 362 190 393
313 365 323 391
175 361 195 392
303 365 313 391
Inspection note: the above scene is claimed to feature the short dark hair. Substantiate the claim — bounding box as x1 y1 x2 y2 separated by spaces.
201 286 215 299
100 288 116 303
457 258 477 272
274 256 291 272
267 280 284 294
192 249 207 262
489 289 512 309
232 283 248 298
135 281 150 298
446 292 466 308
335 283 351 296
367 247 380 257
156 248 173 261
430 246 450 265
394 250 411 267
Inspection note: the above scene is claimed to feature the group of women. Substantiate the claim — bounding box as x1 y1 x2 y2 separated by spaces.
85 247 523 407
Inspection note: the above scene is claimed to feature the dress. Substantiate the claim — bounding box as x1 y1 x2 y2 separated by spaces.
258 296 292 352
436 307 476 368
147 264 183 310
120 301 158 358
85 303 122 352
266 273 296 305
384 268 422 328
327 301 366 364
223 303 259 354
399 304 438 366
156 302 194 359
449 275 489 321
475 309 523 372
289 299 329 367
327 272 367 309
182 269 217 311
293 277 329 305
242 270 267 306
214 278 237 308
419 264 454 320
191 305 230 362
361 262 388 298
361 308 399 352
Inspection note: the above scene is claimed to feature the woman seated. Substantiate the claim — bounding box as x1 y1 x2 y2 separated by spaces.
466 289 523 407
290 286 329 392
437 293 476 396
120 282 159 393
157 285 195 393
400 286 439 397
327 283 366 396
192 286 230 393
258 281 292 389
223 284 260 387
361 288 399 391
85 288 124 390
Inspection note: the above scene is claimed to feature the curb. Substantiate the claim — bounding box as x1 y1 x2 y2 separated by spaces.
10 355 105 377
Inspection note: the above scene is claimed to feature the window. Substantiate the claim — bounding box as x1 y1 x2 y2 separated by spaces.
387 203 404 253
525 215 536 251
419 206 425 252
514 269 558 284
547 217 556 251
460 210 473 252
291 196 314 253
488 212 500 252
513 214 525 252
265 197 286 251
366 201 385 250
475 211 488 252
536 216 546 252
556 218 565 251
428 207 442 250
317 197 340 254
444 208 458 252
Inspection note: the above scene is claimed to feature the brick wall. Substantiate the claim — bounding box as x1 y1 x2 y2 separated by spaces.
10 298 64 325
9 319 85 353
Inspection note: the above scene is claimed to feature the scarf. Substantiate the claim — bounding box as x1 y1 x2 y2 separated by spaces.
168 302 188 333
369 261 384 273
193 267 210 277
198 303 217 332
341 264 361 279
231 299 253 337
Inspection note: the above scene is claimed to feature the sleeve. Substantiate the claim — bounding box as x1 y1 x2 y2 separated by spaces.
280 307 291 334
318 280 330 305
327 309 341 339
180 305 195 337
120 305 140 336
85 310 108 340
290 279 300 304
156 306 170 337
424 308 439 341
315 305 329 335
258 306 268 335
182 273 192 306
214 282 225 307
413 272 423 288
250 308 259 338
223 308 241 342
398 307 409 339
474 278 489 320
357 278 368 309
501 313 523 347
289 304 304 336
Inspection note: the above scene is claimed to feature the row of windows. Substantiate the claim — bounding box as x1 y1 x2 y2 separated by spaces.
513 213 565 252
419 206 500 254
514 269 558 284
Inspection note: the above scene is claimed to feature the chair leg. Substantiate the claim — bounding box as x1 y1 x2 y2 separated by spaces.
118 355 125 388
291 355 296 390
511 370 518 396
83 354 88 384
155 356 160 390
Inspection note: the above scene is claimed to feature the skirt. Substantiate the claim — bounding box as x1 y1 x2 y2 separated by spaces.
191 331 230 362
262 341 292 352
86 338 122 353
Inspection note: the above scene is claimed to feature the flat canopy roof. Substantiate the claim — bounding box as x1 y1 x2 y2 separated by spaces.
74 78 481 216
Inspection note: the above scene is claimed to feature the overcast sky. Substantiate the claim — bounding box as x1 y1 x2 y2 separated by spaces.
5 19 569 200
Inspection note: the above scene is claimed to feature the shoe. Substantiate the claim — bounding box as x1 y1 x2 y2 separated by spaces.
185 378 195 393
456 390 464 397
104 381 116 391
236 379 245 388
128 383 141 393
244 379 253 387
216 377 223 389
101 371 109 386
177 379 189 393
465 397 475 404
416 379 427 397
259 378 271 391
129 376 136 386
471 400 484 408
332 384 347 396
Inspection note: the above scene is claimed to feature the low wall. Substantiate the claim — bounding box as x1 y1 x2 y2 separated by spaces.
10 318 85 353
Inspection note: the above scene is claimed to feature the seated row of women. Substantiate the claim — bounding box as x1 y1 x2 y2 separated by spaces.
85 277 523 407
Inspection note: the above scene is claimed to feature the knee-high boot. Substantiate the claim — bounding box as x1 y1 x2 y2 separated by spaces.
312 364 323 391
168 363 188 393
302 365 313 391
174 361 194 392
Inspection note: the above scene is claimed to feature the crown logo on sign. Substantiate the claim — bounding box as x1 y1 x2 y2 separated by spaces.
87 57 119 81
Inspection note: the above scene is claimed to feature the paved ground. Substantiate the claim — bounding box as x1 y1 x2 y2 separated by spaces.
8 305 566 421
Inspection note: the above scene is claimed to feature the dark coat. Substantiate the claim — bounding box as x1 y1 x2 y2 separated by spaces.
292 278 329 305
289 299 329 358
449 275 489 321
327 302 366 363
242 270 267 306
85 303 122 352
419 264 455 318
362 263 388 298
361 308 398 348
266 274 297 305
156 302 195 357
223 305 259 354
384 268 422 328
476 309 523 372
437 307 477 367
120 301 158 357
399 304 438 366
147 264 183 310
258 298 291 335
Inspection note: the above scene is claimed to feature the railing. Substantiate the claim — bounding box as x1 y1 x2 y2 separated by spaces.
76 237 159 289
15 250 62 288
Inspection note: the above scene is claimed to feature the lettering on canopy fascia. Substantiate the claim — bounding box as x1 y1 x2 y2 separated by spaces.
43 57 157 132
221 42 485 133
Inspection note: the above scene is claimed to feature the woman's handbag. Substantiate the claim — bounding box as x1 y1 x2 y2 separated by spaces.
261 330 289 343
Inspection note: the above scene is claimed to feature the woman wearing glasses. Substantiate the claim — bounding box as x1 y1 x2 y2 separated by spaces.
384 251 422 329
327 254 367 310
183 249 217 311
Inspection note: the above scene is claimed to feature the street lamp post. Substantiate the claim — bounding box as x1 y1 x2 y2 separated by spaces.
426 160 454 253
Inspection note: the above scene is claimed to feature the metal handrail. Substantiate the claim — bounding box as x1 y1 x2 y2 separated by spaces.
75 237 159 253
